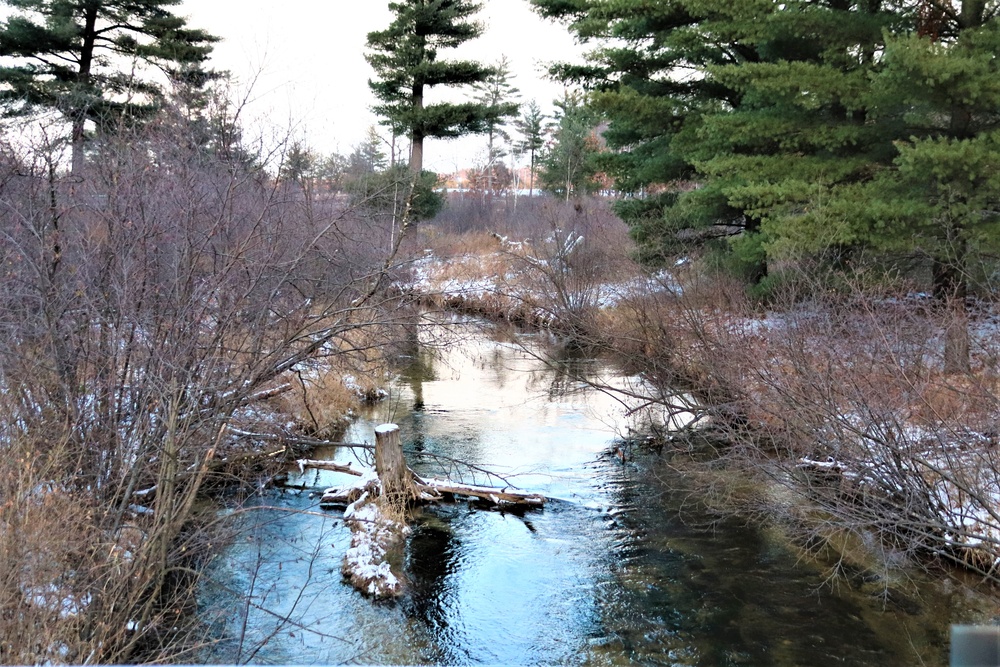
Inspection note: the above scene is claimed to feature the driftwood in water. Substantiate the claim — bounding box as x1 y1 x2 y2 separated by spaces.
336 424 419 599
340 483 408 599
415 477 545 507
319 472 545 510
317 470 545 510
296 459 363 477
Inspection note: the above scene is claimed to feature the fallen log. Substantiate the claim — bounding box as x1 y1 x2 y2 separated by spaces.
341 489 409 599
319 469 443 508
319 469 378 508
416 478 545 507
321 473 543 509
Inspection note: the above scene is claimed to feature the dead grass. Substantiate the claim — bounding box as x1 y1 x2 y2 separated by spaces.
0 114 411 661
278 370 358 437
911 373 1000 427
415 229 503 259
274 315 394 437
583 262 1000 580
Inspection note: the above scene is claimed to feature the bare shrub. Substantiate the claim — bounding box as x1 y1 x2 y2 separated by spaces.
731 287 1000 577
608 263 1000 581
0 105 410 660
489 198 638 341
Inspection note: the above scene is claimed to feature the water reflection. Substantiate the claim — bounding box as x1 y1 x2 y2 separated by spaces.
585 458 931 666
201 318 975 665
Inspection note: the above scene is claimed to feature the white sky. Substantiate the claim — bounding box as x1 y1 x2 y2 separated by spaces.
179 0 585 173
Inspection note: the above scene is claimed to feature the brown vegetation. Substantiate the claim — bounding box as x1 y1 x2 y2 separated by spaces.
0 110 409 661
409 196 638 343
415 197 1000 584
602 269 1000 582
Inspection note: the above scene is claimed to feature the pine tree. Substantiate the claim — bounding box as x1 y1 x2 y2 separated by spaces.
313 151 348 193
534 0 1000 372
539 90 600 201
530 0 764 261
0 0 218 172
349 126 390 177
366 0 511 174
680 1 1000 370
472 55 520 194
789 6 1000 372
514 100 546 195
343 127 442 224
279 141 315 185
673 1 899 280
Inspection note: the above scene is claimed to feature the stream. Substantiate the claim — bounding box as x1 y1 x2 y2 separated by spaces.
201 317 988 665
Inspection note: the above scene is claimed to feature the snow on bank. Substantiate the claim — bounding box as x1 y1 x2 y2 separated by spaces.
801 444 1000 569
716 296 1000 571
406 250 1000 574
794 409 1000 569
403 252 676 318
315 467 409 598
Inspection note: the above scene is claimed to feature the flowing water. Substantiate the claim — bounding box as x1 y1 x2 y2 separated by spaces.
202 318 989 665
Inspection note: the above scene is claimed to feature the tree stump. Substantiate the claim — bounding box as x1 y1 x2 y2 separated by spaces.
338 424 416 599
374 423 417 504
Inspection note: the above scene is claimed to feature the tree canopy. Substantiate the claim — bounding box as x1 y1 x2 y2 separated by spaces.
534 0 1000 371
531 1 1000 290
539 89 601 200
472 55 520 192
0 0 218 171
514 99 546 194
366 0 515 173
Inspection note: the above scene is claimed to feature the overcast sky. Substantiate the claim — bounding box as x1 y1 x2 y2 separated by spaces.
178 0 585 173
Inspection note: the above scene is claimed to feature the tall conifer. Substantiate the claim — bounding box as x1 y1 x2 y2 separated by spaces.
534 0 1000 371
539 90 599 200
530 0 762 261
366 0 511 173
472 56 520 193
514 100 546 195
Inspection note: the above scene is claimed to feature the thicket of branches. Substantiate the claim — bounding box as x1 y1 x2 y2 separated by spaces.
590 265 1000 583
427 193 1000 583
0 105 409 661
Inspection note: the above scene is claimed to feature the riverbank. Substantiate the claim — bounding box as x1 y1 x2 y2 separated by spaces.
0 126 410 663
203 316 993 665
403 216 1000 594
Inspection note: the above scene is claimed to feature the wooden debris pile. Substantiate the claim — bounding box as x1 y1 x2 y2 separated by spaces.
296 423 545 599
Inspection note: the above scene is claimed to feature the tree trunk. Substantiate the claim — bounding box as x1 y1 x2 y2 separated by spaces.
944 306 971 375
409 135 423 175
529 149 536 196
409 82 424 174
374 424 417 503
934 258 971 375
486 130 495 197
960 0 987 29
71 3 100 175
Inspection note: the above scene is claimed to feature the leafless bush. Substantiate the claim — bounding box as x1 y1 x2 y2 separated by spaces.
489 198 637 342
607 264 1000 581
429 191 535 235
729 285 1000 577
0 111 408 661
